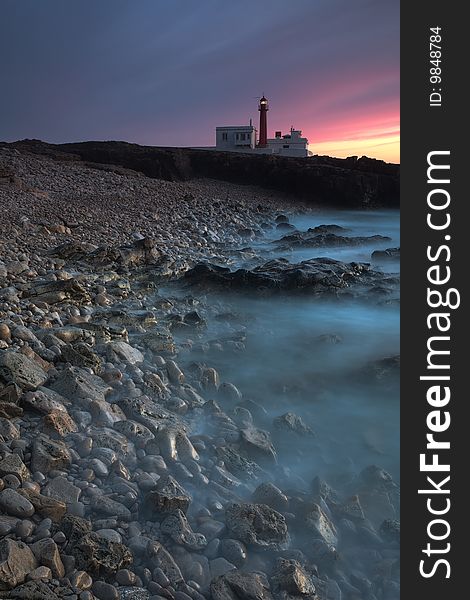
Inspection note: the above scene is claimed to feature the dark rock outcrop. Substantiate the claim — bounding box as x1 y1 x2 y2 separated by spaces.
182 258 391 296
2 140 399 208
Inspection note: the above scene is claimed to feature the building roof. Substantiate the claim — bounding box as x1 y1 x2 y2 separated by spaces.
216 125 255 130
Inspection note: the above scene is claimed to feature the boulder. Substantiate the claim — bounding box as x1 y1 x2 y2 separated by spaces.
0 489 35 518
31 538 65 578
31 435 72 474
142 475 191 518
211 570 273 600
109 341 144 364
49 365 111 403
91 496 132 521
271 558 317 599
273 413 314 437
0 351 48 390
304 504 338 547
225 503 289 551
240 428 277 465
71 532 132 574
146 541 184 585
43 476 81 504
0 539 37 590
43 409 78 437
0 454 30 482
161 509 207 550
22 387 70 414
252 483 289 512
17 489 66 522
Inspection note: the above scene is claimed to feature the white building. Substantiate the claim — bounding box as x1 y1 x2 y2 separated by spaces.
214 124 310 157
266 128 309 157
215 125 256 150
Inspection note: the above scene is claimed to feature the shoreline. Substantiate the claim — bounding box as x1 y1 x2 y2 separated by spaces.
0 148 399 599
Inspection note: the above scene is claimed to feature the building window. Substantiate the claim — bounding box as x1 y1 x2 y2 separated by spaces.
222 133 228 141
283 144 290 148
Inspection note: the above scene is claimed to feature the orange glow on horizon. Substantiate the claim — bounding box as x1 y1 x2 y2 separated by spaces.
311 132 400 164
303 114 400 164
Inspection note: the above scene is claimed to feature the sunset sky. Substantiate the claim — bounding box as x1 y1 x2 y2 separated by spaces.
1 0 399 163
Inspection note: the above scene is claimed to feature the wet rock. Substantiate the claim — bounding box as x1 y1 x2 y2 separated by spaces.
210 557 236 579
143 476 191 518
89 398 126 426
116 569 137 586
183 258 382 296
59 514 92 552
0 579 75 599
225 503 289 551
15 520 34 539
161 509 207 550
43 476 81 504
304 504 338 547
0 454 30 482
27 566 52 581
276 231 390 250
31 538 65 578
91 496 132 521
49 366 111 403
0 489 35 518
333 495 365 522
218 382 242 402
72 531 132 574
31 435 72 473
216 447 262 481
61 342 103 372
22 387 70 414
0 324 11 343
240 428 277 465
271 558 317 599
109 341 144 364
146 541 184 586
0 417 20 440
0 401 23 419
273 413 313 437
371 247 400 262
116 237 161 267
155 428 198 464
93 581 119 600
0 383 22 405
220 539 247 568
0 516 19 537
96 529 122 543
117 396 181 435
0 539 37 590
43 409 78 437
88 426 132 459
0 351 48 390
166 360 185 384
25 278 90 305
211 570 273 600
114 420 154 447
17 488 66 521
252 483 289 512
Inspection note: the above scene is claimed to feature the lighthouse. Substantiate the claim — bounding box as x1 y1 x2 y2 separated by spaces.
214 95 309 156
257 95 269 148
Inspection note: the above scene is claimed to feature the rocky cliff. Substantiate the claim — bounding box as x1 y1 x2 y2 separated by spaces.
2 139 399 208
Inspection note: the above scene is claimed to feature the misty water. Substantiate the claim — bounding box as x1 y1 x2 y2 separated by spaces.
166 208 400 488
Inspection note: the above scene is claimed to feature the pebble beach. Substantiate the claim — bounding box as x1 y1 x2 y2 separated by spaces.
0 146 400 600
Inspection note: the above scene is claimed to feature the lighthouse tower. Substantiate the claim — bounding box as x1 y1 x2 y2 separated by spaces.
257 95 269 148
